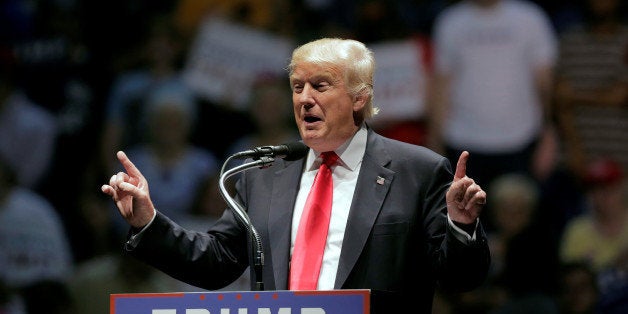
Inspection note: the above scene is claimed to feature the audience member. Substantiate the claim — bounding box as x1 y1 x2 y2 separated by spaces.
223 74 300 175
430 0 559 230
68 253 179 314
0 279 25 314
69 183 187 314
559 158 628 272
172 0 295 43
352 0 413 43
487 173 560 313
596 247 628 314
99 13 190 175
230 74 299 151
117 80 220 230
71 189 125 264
20 279 73 314
556 261 600 314
11 2 105 270
0 155 73 313
554 0 628 179
281 0 356 41
0 56 58 191
446 172 559 313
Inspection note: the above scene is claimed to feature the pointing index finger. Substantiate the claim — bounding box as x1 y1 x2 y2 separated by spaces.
454 151 469 180
116 151 142 177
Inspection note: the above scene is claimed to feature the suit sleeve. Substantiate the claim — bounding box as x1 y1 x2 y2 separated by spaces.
425 156 491 293
124 209 251 290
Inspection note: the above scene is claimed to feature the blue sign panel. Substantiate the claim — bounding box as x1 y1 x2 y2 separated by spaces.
111 290 370 314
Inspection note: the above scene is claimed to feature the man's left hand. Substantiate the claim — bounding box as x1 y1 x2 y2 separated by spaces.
446 151 486 225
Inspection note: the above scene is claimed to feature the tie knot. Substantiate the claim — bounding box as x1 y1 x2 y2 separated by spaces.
321 151 339 167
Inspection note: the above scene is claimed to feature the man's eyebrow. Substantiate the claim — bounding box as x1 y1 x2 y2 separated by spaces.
291 73 335 82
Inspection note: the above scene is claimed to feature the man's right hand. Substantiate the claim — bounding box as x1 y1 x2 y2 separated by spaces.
101 151 155 228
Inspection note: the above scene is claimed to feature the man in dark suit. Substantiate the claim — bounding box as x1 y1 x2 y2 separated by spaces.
102 38 490 313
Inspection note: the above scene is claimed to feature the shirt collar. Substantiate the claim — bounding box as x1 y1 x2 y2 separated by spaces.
305 124 367 172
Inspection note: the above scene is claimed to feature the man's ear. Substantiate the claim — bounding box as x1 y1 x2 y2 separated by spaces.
352 93 367 112
352 94 368 126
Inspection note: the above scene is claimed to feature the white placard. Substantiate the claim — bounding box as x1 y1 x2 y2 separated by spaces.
370 39 430 123
184 16 294 110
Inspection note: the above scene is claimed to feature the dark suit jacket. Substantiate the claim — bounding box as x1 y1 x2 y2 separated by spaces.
127 127 490 313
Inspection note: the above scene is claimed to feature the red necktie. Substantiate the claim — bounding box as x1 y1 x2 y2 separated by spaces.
289 151 339 290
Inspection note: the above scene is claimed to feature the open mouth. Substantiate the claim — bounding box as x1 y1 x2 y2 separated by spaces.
304 115 322 123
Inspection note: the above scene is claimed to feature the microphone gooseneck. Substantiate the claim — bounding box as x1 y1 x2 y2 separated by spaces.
219 157 272 291
218 142 308 291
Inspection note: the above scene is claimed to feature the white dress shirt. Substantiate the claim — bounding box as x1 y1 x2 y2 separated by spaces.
290 126 367 290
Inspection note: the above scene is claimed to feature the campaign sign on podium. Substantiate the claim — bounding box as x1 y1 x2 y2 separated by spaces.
111 290 370 314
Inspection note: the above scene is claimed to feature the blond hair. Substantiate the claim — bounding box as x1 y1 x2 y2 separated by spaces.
288 38 379 121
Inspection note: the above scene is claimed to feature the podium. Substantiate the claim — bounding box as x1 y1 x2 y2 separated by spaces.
111 290 371 314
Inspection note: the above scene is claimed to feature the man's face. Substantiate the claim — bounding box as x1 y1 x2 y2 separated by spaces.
290 62 364 152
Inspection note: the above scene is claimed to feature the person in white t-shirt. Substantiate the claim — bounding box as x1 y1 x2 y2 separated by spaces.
429 0 559 230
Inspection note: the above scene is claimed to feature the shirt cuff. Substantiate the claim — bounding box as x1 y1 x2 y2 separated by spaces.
447 214 478 244
125 210 157 249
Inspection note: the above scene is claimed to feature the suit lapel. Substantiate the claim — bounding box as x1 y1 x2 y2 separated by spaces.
268 159 304 290
334 131 394 288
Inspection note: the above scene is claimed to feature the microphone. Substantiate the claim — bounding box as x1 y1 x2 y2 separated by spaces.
219 141 308 290
232 141 309 161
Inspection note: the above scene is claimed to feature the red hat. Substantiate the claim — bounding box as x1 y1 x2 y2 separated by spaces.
584 158 624 186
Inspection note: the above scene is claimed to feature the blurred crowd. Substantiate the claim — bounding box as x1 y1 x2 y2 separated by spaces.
0 0 627 313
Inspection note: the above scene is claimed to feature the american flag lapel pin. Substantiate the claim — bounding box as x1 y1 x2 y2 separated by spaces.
376 176 385 185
